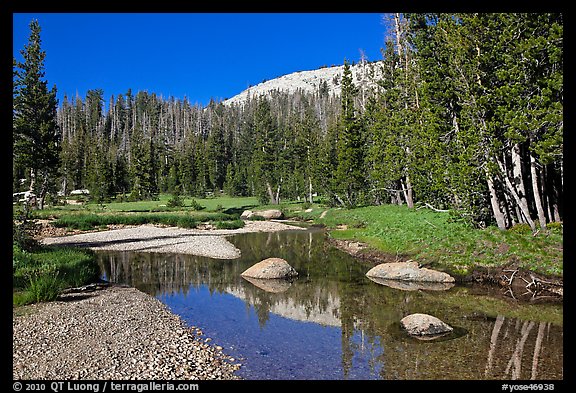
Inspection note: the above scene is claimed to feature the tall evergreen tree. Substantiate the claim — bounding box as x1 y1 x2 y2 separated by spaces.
253 98 281 204
13 20 61 209
206 104 228 192
335 61 365 208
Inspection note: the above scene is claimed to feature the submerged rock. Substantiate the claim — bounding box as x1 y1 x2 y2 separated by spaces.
366 261 455 283
400 313 453 336
241 258 298 279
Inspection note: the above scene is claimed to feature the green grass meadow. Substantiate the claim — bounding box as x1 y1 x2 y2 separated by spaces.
307 204 563 277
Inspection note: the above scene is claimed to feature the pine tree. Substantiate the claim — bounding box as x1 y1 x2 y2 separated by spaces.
335 61 365 208
13 20 60 209
206 104 228 192
253 98 281 204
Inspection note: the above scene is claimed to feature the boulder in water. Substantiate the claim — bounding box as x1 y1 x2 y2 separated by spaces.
241 258 298 279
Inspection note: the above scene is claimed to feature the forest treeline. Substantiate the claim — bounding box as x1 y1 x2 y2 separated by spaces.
13 13 562 230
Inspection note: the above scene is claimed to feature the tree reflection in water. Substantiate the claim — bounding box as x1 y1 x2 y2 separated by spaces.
96 229 562 380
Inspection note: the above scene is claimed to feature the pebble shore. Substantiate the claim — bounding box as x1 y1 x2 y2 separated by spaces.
13 285 241 380
40 221 306 258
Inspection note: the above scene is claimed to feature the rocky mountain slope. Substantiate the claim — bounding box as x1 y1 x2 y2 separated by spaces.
222 61 384 107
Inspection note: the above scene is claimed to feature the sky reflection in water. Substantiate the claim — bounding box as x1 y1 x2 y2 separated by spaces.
97 229 563 380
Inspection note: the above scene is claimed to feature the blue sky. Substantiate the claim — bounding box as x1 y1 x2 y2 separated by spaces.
13 13 390 107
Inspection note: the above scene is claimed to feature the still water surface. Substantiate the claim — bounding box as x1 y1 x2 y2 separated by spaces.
96 228 563 380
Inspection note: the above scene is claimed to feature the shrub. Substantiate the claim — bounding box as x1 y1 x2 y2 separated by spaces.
12 206 40 251
189 199 205 211
546 222 563 231
213 219 245 230
176 216 198 228
27 271 63 303
13 244 98 305
167 192 185 208
508 223 532 234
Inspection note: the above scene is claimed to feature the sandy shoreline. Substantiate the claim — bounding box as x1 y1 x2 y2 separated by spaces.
41 220 306 259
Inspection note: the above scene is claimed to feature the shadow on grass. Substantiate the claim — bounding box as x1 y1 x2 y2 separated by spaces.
223 205 258 217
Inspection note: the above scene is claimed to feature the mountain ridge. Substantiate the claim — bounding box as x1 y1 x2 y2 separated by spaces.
221 61 384 106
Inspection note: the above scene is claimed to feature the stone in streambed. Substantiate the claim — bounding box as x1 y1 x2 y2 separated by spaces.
400 313 453 336
241 258 298 279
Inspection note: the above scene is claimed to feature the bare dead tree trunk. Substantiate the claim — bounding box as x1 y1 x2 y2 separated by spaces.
402 176 414 208
393 13 404 63
497 158 535 231
275 183 281 205
511 143 530 224
552 172 561 222
37 169 50 210
485 167 507 230
28 168 36 194
266 182 280 205
266 182 275 204
396 186 403 206
404 145 414 208
529 152 547 229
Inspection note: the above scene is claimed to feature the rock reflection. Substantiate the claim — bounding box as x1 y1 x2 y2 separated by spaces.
367 276 455 291
240 276 293 293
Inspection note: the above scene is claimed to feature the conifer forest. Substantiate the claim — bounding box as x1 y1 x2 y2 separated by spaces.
14 13 563 231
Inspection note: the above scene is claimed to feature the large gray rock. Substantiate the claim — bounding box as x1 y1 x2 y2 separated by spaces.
400 313 453 336
241 258 298 279
253 209 284 220
366 261 454 283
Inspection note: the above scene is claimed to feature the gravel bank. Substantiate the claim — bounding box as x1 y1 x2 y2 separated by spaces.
40 221 306 259
13 285 241 380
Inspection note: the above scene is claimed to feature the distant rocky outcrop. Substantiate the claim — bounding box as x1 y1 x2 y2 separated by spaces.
240 258 298 279
366 261 455 283
222 61 384 107
400 313 453 336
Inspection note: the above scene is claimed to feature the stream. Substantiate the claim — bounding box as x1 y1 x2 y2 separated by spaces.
96 228 563 380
